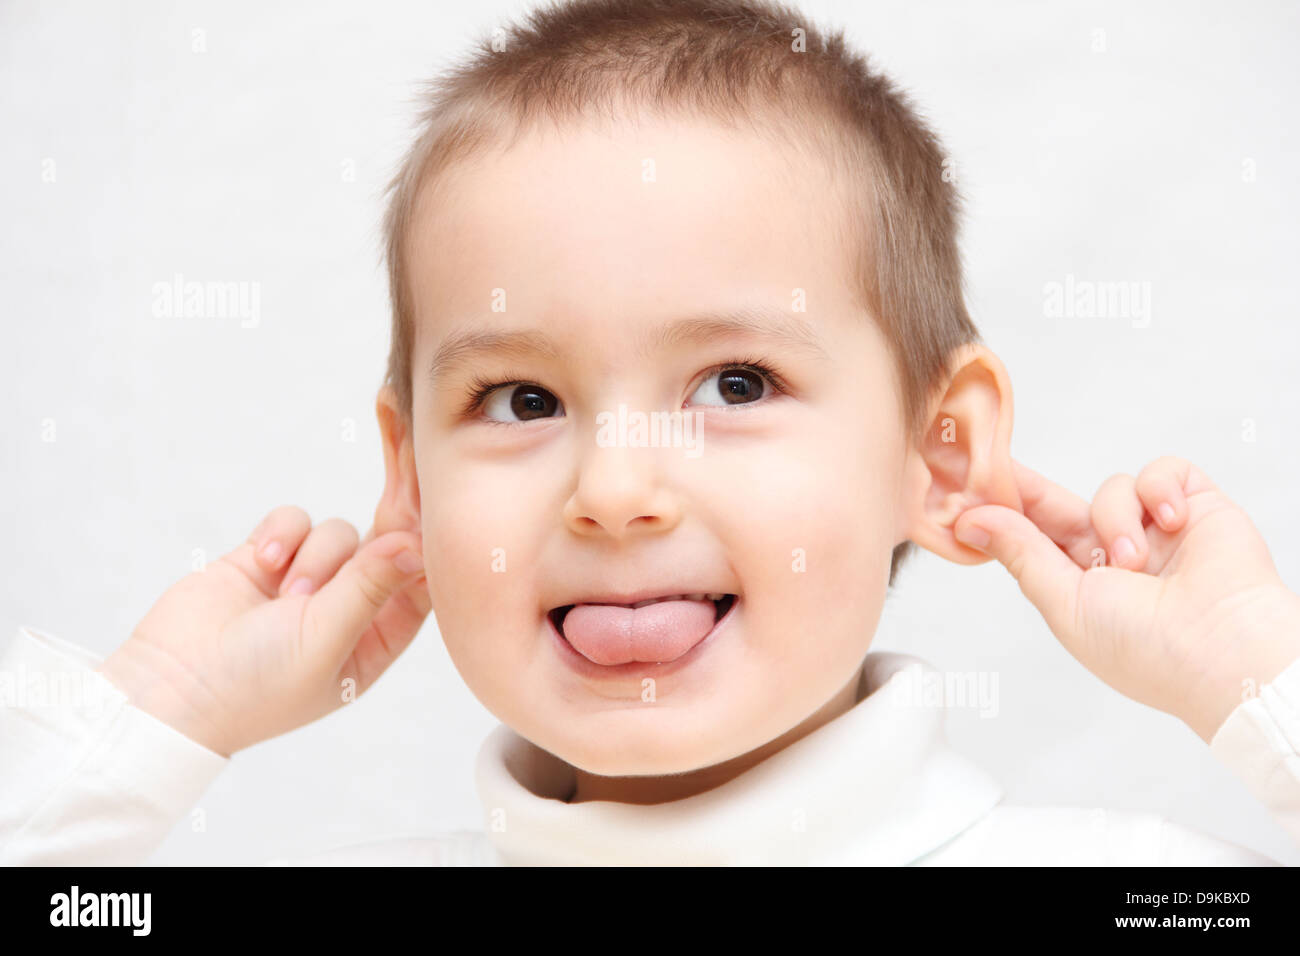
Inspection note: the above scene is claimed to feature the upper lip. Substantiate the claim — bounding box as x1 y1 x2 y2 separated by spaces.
550 588 736 610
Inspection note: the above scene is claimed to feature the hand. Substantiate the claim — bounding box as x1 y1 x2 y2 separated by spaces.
954 456 1300 743
97 506 431 757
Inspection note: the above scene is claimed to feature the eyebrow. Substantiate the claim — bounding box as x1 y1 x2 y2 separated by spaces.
428 306 830 383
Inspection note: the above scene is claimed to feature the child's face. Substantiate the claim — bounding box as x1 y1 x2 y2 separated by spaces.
397 113 917 775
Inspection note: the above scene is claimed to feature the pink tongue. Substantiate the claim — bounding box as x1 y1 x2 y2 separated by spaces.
562 598 716 665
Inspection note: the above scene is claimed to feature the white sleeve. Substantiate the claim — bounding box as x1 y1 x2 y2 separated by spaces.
1208 651 1300 847
0 626 229 865
1155 818 1281 865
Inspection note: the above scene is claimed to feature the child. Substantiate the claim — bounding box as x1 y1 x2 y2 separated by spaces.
3 0 1298 865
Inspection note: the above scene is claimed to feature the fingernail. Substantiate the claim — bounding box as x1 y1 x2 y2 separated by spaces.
288 577 314 596
1112 535 1137 566
1157 503 1175 528
395 550 423 573
259 540 283 567
955 523 990 550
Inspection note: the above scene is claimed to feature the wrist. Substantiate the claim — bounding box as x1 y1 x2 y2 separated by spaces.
97 643 237 758
1181 585 1300 743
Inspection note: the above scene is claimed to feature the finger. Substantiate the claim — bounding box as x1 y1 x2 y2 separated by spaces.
301 530 426 670
247 505 313 570
277 518 361 597
1090 474 1149 571
1011 460 1106 568
348 576 434 692
954 504 1085 641
223 505 313 597
1134 456 1195 532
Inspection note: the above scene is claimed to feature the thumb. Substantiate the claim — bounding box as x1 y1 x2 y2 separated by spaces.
302 530 425 667
954 504 1083 640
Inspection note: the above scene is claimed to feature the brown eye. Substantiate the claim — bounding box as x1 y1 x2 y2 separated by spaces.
688 367 769 407
483 384 563 423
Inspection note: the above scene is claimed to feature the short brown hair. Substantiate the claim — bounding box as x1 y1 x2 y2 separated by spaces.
381 0 982 586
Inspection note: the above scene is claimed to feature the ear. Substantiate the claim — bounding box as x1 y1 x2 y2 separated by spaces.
373 385 422 538
899 344 1022 565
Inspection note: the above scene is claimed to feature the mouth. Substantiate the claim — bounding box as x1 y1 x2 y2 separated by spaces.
548 593 737 634
548 593 739 669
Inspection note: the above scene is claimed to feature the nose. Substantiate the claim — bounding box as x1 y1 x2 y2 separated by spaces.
562 443 683 540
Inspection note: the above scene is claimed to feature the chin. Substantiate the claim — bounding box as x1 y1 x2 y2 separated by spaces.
563 747 716 778
541 708 757 777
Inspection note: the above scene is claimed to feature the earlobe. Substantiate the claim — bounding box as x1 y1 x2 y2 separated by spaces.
900 344 1021 565
374 385 422 535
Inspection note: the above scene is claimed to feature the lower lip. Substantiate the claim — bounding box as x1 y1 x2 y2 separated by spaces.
546 596 740 680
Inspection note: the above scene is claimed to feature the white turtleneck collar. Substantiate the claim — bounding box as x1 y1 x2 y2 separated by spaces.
473 651 1003 865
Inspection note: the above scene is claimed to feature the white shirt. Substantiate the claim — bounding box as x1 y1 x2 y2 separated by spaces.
1 625 1296 865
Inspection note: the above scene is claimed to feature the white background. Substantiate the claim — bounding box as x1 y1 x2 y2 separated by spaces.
3 0 1297 865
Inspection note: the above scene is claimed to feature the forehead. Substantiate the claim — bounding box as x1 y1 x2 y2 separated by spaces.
405 112 863 354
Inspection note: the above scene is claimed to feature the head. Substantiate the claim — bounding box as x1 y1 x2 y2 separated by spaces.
373 0 1020 776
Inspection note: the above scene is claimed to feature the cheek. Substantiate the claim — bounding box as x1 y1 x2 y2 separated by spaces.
713 422 895 651
418 458 556 660
750 481 891 645
422 459 537 578
410 444 583 734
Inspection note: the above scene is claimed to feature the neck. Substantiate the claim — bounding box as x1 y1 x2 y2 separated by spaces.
569 667 865 805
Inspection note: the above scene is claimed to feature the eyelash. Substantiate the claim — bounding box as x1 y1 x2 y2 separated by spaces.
458 356 790 425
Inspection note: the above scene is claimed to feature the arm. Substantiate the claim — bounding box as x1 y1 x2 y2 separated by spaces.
1207 652 1300 846
0 626 228 865
2 504 430 865
954 456 1300 851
